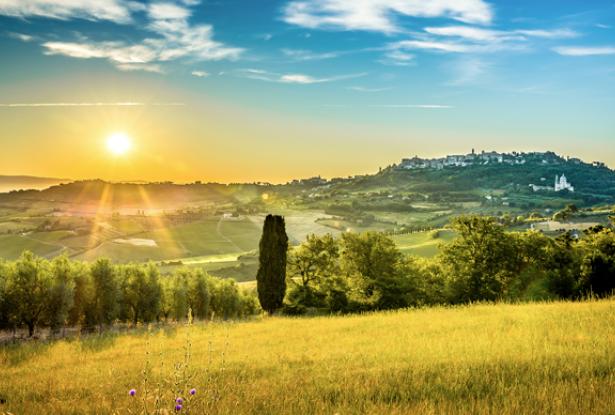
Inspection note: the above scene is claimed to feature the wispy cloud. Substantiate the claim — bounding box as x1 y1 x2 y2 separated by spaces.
379 50 415 66
447 57 491 85
370 104 454 109
348 86 391 93
0 0 136 23
391 40 474 53
282 0 493 33
191 70 209 77
115 63 164 73
553 46 615 56
8 32 35 42
515 29 578 39
237 68 366 84
0 102 185 108
12 1 242 73
395 26 578 57
281 48 340 61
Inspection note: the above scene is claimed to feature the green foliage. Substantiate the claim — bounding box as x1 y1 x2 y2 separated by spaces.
284 214 615 315
90 258 120 330
8 252 54 336
286 233 339 308
119 263 162 324
579 228 615 296
256 215 288 313
441 216 516 302
46 256 76 332
0 255 260 336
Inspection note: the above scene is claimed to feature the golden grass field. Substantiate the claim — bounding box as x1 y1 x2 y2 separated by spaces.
2 299 615 414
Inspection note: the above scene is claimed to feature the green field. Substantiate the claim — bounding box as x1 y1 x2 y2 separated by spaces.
1 299 614 414
392 229 456 257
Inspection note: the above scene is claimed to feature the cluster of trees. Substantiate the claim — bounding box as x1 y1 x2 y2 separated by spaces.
0 254 259 337
281 216 615 314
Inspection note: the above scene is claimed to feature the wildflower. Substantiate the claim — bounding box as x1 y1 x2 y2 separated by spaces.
189 388 196 396
129 389 136 397
176 397 183 404
175 404 183 411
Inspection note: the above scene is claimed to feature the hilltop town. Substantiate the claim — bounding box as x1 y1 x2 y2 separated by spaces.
398 150 607 170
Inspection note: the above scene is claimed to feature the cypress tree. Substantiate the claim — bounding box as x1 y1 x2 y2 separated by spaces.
256 214 288 313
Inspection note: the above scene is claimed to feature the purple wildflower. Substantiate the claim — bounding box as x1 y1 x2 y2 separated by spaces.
175 404 183 411
176 397 183 404
129 389 136 396
189 388 196 396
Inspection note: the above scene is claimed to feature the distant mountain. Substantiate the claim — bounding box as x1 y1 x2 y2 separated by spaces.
0 175 70 193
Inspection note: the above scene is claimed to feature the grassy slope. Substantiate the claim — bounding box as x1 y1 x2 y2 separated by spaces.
2 300 614 414
392 229 456 257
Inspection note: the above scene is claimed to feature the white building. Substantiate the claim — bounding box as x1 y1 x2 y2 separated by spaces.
554 174 574 192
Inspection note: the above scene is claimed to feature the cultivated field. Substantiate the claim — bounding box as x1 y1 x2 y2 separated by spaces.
1 299 614 414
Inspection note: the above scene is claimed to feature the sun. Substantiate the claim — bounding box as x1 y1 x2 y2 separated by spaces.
106 132 132 156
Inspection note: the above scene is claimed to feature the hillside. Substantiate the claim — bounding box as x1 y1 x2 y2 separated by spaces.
0 151 612 268
1 299 614 414
0 175 69 193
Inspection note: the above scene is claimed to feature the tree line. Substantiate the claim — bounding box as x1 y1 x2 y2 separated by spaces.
2 214 613 336
0 254 259 337
256 215 615 315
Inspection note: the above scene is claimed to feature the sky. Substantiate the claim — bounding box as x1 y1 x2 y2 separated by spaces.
0 0 614 183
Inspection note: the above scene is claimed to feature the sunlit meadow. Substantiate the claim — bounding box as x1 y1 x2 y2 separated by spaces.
2 299 614 414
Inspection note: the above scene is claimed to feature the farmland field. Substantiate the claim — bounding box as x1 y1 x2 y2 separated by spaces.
1 299 614 414
392 229 456 257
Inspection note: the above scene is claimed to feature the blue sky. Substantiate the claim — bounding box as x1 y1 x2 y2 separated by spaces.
0 0 614 182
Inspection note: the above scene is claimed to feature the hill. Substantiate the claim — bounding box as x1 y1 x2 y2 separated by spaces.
0 151 612 268
1 299 614 414
0 175 69 193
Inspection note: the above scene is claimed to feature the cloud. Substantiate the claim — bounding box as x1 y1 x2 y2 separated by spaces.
424 26 578 42
0 102 184 108
370 104 454 109
392 40 474 53
258 33 273 41
8 32 35 42
553 46 615 56
191 70 209 77
348 86 391 92
515 29 578 39
237 69 366 84
379 50 415 66
43 41 158 63
595 24 611 30
0 0 135 23
282 0 493 33
37 2 243 72
281 48 340 61
424 26 506 42
116 63 164 73
447 57 490 85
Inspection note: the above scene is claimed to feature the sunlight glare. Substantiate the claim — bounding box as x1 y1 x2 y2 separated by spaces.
106 132 132 156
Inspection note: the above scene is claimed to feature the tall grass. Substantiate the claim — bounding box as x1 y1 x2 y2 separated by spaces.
1 299 615 414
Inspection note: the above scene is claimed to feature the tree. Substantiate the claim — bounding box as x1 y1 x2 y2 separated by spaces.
340 232 418 309
286 233 339 308
90 258 119 331
187 269 209 319
256 214 288 313
544 232 581 299
120 263 161 324
46 256 76 334
579 228 615 297
441 216 516 303
8 252 53 337
0 260 14 330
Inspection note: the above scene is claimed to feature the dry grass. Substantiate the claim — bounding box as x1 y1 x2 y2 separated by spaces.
2 300 615 414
